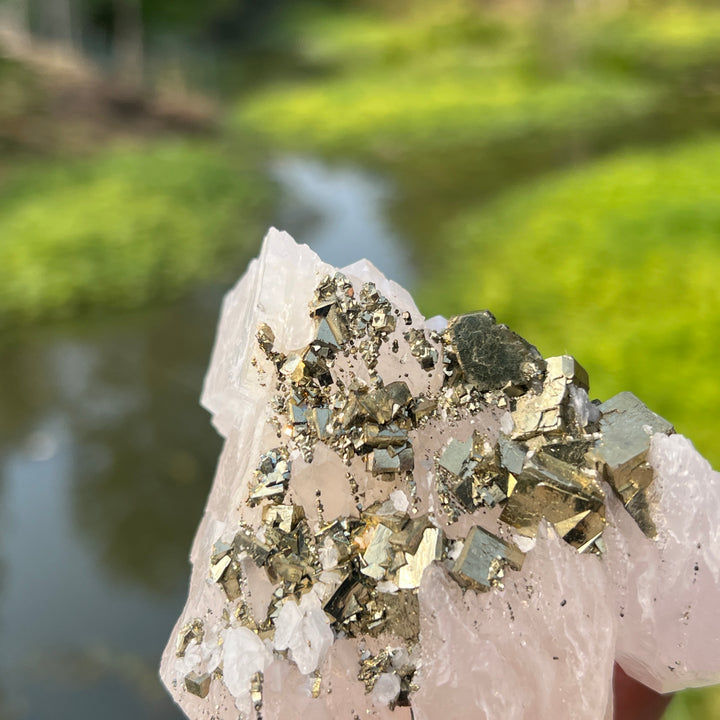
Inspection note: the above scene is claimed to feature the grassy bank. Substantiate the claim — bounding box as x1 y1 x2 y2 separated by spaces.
0 140 271 328
421 137 720 469
235 3 720 160
236 15 652 159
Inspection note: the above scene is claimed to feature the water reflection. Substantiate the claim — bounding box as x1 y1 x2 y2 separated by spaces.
0 299 223 719
0 157 405 718
271 155 416 288
66 315 222 594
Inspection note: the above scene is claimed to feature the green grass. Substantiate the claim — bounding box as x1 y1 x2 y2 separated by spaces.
581 3 720 77
234 2 720 161
421 137 720 469
666 684 720 720
289 1 720 76
235 6 659 159
0 140 271 328
237 64 658 158
285 3 512 70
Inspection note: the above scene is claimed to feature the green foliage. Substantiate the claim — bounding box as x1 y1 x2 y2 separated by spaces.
82 0 236 32
238 63 657 158
0 140 270 327
235 2 720 160
287 4 510 70
580 3 720 77
421 137 720 469
666 684 720 720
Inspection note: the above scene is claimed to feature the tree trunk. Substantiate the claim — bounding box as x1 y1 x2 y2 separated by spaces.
114 0 144 87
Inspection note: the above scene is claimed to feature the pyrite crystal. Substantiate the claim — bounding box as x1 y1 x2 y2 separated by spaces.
161 230 720 720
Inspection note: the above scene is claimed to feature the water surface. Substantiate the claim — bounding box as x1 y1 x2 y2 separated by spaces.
271 155 415 287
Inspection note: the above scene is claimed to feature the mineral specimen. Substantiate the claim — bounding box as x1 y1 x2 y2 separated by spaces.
160 229 720 720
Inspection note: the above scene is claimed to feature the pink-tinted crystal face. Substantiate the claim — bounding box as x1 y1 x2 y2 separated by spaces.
160 229 720 720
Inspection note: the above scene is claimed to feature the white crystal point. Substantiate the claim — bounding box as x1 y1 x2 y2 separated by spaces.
604 432 720 693
372 672 402 706
273 590 334 675
201 227 335 437
413 523 616 720
425 315 448 332
223 628 272 712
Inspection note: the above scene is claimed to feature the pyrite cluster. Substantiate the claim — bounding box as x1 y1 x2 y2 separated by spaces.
161 230 720 720
179 270 672 709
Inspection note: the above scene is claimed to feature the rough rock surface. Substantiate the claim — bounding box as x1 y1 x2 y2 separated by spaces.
605 433 720 693
413 525 616 720
160 228 720 719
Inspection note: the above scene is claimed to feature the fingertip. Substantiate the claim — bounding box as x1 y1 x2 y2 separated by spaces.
613 664 674 720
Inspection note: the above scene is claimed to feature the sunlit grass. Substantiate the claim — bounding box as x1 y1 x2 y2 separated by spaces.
238 65 657 157
290 2 512 70
292 1 720 73
421 137 720 470
237 2 720 160
0 140 270 327
582 3 720 74
666 684 720 720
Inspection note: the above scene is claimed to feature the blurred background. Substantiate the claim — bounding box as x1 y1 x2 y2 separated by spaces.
0 0 718 718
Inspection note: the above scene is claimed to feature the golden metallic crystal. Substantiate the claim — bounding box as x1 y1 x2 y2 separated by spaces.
184 671 212 698
444 311 545 393
500 451 606 550
397 527 442 589
511 355 590 440
176 619 204 658
452 526 524 591
589 391 674 537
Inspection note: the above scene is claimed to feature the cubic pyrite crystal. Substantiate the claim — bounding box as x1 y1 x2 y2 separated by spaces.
161 229 720 719
444 311 545 393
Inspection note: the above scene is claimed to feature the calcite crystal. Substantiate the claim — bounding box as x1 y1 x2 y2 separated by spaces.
160 229 720 720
